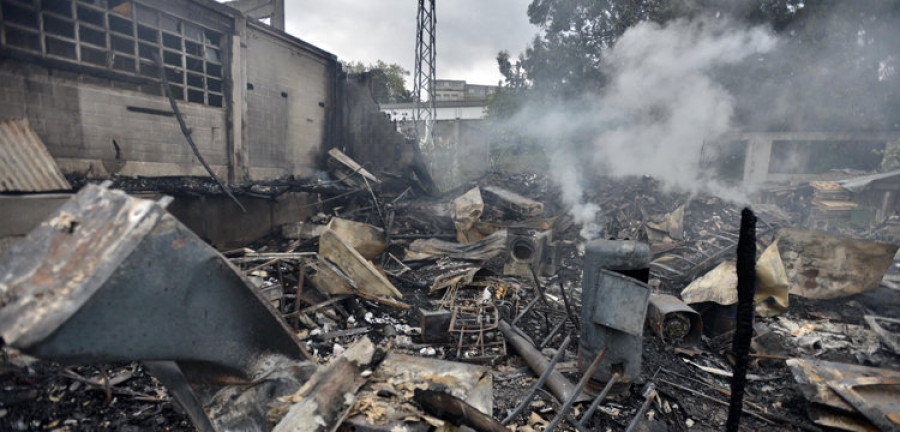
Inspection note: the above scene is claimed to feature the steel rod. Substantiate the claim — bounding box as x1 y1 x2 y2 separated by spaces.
499 320 580 403
511 294 541 326
543 348 607 432
539 320 566 349
576 372 620 429
501 334 572 425
658 379 775 425
625 383 657 432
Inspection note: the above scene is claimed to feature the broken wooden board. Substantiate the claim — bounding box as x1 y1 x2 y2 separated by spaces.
787 358 900 432
829 377 900 432
327 148 380 187
307 257 409 310
344 353 492 432
452 187 485 245
811 181 851 201
645 204 685 243
429 266 483 294
481 186 543 218
414 388 507 432
776 228 898 299
271 337 375 432
319 229 401 299
308 259 354 295
327 217 385 260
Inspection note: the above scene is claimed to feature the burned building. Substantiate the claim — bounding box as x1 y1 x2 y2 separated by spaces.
2 2 900 432
0 0 425 247
0 0 338 181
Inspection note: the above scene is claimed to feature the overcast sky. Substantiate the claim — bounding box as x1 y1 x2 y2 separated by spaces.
283 0 536 87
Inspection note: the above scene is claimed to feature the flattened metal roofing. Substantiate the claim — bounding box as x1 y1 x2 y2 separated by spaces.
0 118 71 192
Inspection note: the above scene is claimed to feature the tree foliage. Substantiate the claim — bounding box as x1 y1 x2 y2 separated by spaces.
343 60 413 104
518 0 809 98
492 0 900 131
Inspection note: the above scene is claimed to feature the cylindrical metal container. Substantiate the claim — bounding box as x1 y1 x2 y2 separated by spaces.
579 239 651 392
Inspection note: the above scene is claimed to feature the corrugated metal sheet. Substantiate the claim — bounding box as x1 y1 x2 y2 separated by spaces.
0 118 71 192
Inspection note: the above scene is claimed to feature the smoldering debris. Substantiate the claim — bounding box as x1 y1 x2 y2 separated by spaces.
1 170 899 432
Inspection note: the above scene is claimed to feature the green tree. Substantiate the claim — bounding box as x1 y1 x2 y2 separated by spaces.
498 0 900 131
520 0 810 99
342 60 413 104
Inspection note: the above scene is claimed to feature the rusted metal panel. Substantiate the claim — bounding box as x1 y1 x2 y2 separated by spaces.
0 118 71 193
776 228 898 299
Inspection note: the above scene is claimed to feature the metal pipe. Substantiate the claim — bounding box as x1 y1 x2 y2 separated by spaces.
543 349 607 432
499 320 581 403
501 334 572 425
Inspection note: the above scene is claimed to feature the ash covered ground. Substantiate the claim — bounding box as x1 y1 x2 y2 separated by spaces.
2 171 898 432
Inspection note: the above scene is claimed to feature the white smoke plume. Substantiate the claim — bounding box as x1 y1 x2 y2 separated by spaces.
551 148 602 239
501 17 777 240
592 18 776 189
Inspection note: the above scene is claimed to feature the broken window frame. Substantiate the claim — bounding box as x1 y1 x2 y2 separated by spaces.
0 0 225 108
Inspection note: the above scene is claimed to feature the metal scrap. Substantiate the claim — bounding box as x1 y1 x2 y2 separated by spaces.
481 185 544 218
0 184 314 432
788 358 900 432
646 294 701 345
865 315 900 354
580 240 651 388
776 228 898 299
0 118 71 193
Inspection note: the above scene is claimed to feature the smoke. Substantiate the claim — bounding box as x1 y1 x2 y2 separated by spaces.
494 3 900 240
593 19 776 190
730 2 900 133
551 149 602 239
501 17 776 239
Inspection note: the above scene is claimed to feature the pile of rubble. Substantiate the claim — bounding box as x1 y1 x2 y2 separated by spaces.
1 153 899 432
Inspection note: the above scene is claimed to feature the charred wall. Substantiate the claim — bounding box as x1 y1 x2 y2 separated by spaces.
166 191 314 248
0 60 230 178
0 0 338 185
339 73 417 178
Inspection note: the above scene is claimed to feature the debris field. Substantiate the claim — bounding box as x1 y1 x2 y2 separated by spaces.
1 163 899 432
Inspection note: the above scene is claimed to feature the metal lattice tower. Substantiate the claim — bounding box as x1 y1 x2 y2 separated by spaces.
413 0 436 150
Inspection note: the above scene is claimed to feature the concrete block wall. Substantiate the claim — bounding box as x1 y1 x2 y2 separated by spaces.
243 25 332 180
0 62 228 179
428 119 490 191
0 64 84 159
0 7 340 185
